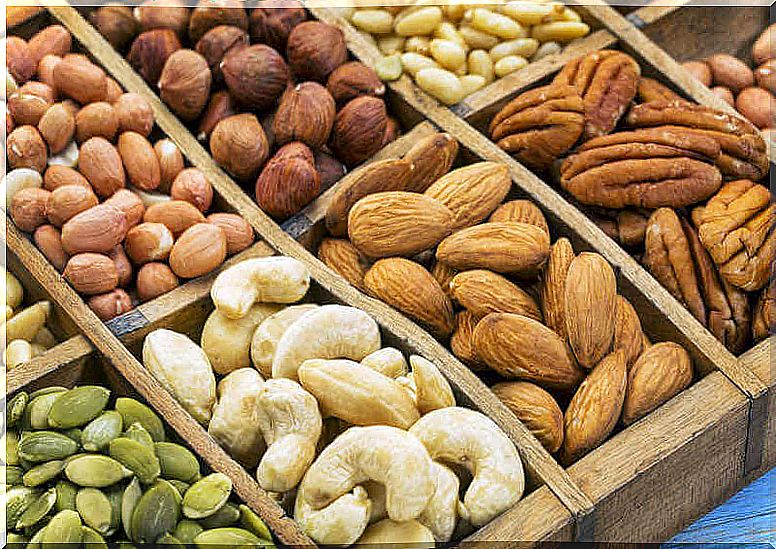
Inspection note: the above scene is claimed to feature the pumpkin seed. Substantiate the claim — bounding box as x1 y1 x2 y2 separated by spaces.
82 411 123 452
109 437 160 485
168 480 190 497
105 483 124 533
121 477 142 539
193 527 262 547
115 398 165 442
130 480 181 543
6 431 20 465
26 525 46 549
16 487 57 529
40 509 82 549
123 422 155 449
22 460 65 487
6 532 28 545
155 442 200 483
172 520 203 544
55 480 78 512
62 428 82 446
18 431 77 463
7 392 28 428
156 532 184 547
199 501 240 529
27 393 62 430
48 386 110 429
239 504 274 541
29 386 67 400
4 485 40 531
65 455 132 487
81 525 108 548
76 488 113 535
4 465 24 485
182 473 232 519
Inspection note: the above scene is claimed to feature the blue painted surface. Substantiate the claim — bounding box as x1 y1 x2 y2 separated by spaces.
666 468 775 545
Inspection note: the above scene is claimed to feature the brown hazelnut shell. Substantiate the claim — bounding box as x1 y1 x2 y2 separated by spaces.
222 44 289 110
127 28 182 85
249 1 307 51
210 113 269 182
329 96 389 167
90 6 139 52
255 141 320 219
188 0 249 43
287 21 348 82
326 61 385 105
158 49 212 121
274 82 336 149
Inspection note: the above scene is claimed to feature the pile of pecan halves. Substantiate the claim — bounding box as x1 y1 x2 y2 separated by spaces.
490 49 774 354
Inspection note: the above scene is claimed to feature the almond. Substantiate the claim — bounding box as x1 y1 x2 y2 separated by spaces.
318 237 370 292
436 222 550 276
450 270 542 321
34 225 69 272
78 137 126 198
137 262 180 302
450 310 485 370
61 204 128 255
206 213 254 255
540 238 575 340
168 223 227 278
11 187 51 232
87 288 134 321
490 199 549 236
364 257 455 339
75 102 119 143
622 342 692 426
46 185 99 227
561 349 627 464
63 252 119 295
118 131 162 191
473 312 583 391
430 259 456 298
171 168 213 211
564 252 617 369
403 132 459 193
324 158 414 237
108 245 133 288
124 222 175 264
492 381 564 453
43 166 91 191
37 103 75 154
613 295 645 367
348 191 454 258
424 162 511 230
52 56 108 104
104 189 146 228
143 200 206 237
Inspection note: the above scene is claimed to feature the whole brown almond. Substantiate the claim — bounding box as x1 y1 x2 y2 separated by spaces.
206 213 254 255
168 223 227 278
430 260 456 298
492 381 564 453
450 270 542 321
564 252 617 369
46 185 99 227
613 295 645 367
348 191 454 259
364 257 455 339
43 166 91 191
473 313 583 391
38 103 75 154
490 199 549 236
78 137 126 198
104 189 146 228
34 225 69 272
450 310 485 370
540 238 575 340
61 204 129 255
318 237 370 292
403 132 459 193
143 200 205 237
52 56 107 104
64 253 119 295
118 131 162 191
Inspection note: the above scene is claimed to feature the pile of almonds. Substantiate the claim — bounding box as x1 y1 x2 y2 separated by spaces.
4 24 255 321
682 23 775 132
90 0 399 220
316 131 695 463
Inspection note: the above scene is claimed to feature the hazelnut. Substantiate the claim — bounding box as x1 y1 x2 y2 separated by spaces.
78 137 127 198
64 253 119 295
91 6 139 51
171 168 213 212
124 221 175 264
118 131 162 191
711 86 735 107
38 103 75 154
8 89 53 126
755 59 776 93
114 93 154 137
158 49 212 121
46 184 99 227
210 113 269 182
11 187 51 232
37 55 62 90
5 37 35 83
75 102 119 143
197 90 236 142
168 222 227 278
154 138 185 192
43 166 91 191
136 262 179 302
326 61 385 105
143 199 206 236
188 0 249 43
104 189 146 227
7 125 48 173
222 44 289 110
87 289 134 321
105 77 125 103
127 29 182 85
135 0 190 36
329 96 389 167
206 212 254 254
52 56 108 104
195 25 249 82
274 82 336 149
249 1 307 51
260 110 276 150
28 25 72 66
314 150 347 192
287 21 348 82
34 224 69 272
255 141 320 219
108 245 134 287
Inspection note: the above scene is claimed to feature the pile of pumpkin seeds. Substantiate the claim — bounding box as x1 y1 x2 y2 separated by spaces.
3 386 275 547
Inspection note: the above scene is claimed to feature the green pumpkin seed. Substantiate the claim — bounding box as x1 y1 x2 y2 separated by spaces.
156 532 184 547
4 465 24 485
4 485 40 531
82 411 123 452
7 392 28 428
155 442 200 483
115 398 165 442
105 483 124 533
40 509 82 549
6 532 28 545
16 487 57 529
27 393 63 430
18 431 77 463
173 520 203 544
199 501 240 529
48 386 110 429
182 473 232 520
121 477 142 540
22 460 65 487
130 480 181 543
62 428 82 446
55 480 77 512
193 527 262 547
76 488 113 535
123 422 155 449
65 455 132 487
6 431 20 465
109 437 161 485
81 525 108 548
168 480 190 497
26 524 46 549
239 504 274 541
29 386 67 400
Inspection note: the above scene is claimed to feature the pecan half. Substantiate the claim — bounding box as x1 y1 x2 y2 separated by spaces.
696 180 776 292
554 50 641 140
636 77 686 104
626 102 769 181
753 276 774 343
489 84 585 170
560 127 722 209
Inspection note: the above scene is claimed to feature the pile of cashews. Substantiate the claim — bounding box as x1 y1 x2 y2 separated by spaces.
142 256 525 546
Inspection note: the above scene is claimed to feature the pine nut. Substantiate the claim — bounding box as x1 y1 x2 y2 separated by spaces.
394 6 443 36
531 21 590 42
430 39 467 71
401 52 441 76
489 38 539 62
468 49 495 83
352 9 394 34
466 8 525 40
415 67 466 105
494 55 529 77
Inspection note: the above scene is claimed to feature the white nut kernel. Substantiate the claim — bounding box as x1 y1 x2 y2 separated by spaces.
358 519 435 545
360 347 408 378
250 304 319 378
2 168 43 208
468 49 495 83
4 301 50 343
532 40 563 62
377 35 405 55
295 486 371 546
47 141 79 167
5 269 24 309
459 25 499 50
500 1 565 25
531 21 590 42
418 462 460 542
375 54 404 82
459 74 487 97
434 22 468 51
494 55 529 77
466 8 525 40
429 39 467 71
416 67 466 105
401 53 440 76
352 9 395 34
128 185 171 209
404 36 431 56
410 355 455 414
394 6 443 36
489 38 539 62
4 339 33 369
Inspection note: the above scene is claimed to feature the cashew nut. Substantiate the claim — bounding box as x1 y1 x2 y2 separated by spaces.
4 269 24 309
357 519 435 546
294 485 372 547
298 359 420 429
250 304 319 378
211 257 311 319
201 304 282 375
360 347 408 378
418 462 460 542
409 355 456 414
255 379 322 493
3 301 50 344
409 407 524 526
142 329 216 425
208 368 266 468
272 305 381 380
363 481 387 524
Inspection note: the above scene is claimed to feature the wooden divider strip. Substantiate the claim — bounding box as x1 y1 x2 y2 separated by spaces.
7 335 93 394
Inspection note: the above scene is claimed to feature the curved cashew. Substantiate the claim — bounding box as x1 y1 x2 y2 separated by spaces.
363 481 387 524
201 304 282 375
255 379 322 493
272 305 381 380
298 426 435 523
418 462 459 542
143 329 216 425
250 304 319 378
294 485 371 547
409 355 456 414
409 407 524 526
211 257 310 319
298 359 420 429
360 347 408 378
208 369 266 468
357 519 435 546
